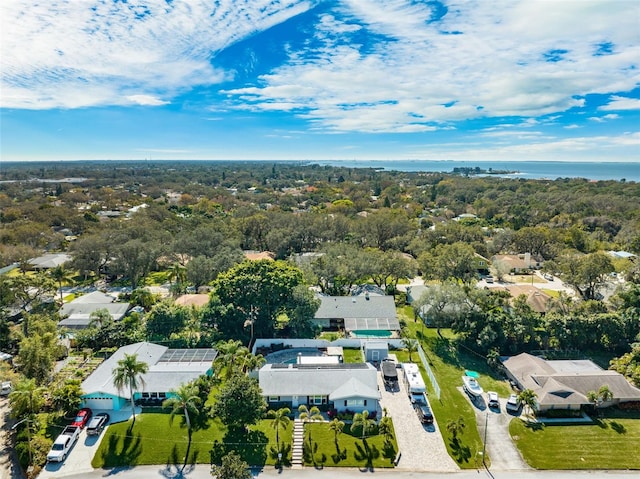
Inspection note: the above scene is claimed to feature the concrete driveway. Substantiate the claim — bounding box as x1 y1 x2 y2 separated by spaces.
377 370 457 471
461 388 529 471
38 409 133 479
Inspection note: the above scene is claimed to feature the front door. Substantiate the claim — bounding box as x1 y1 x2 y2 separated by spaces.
292 395 299 408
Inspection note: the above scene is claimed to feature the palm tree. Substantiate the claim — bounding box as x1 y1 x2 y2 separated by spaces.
50 265 74 303
446 416 466 443
402 337 419 362
329 418 345 444
352 410 376 442
163 383 201 471
378 416 393 445
214 339 249 379
9 378 46 418
112 353 149 425
518 388 538 418
587 390 599 411
298 405 323 444
88 308 113 329
240 352 266 374
598 384 613 404
267 407 291 461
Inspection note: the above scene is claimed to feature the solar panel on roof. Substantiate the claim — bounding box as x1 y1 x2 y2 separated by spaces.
159 349 217 362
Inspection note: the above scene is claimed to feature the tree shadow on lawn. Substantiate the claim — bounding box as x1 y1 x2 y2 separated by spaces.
268 442 292 467
353 439 380 472
381 440 397 464
304 439 327 469
100 429 143 467
210 428 268 467
448 438 471 464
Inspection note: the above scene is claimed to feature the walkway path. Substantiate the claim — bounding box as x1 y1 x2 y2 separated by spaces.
291 419 304 468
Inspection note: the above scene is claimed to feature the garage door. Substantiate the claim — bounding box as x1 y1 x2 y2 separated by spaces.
82 397 114 411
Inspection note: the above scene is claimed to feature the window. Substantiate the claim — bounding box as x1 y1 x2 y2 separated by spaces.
311 395 324 405
158 392 166 399
346 399 365 407
142 392 150 399
268 396 280 402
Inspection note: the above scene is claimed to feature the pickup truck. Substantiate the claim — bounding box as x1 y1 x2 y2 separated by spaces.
47 425 80 462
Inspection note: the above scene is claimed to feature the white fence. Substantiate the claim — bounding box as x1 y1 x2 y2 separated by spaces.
417 344 441 400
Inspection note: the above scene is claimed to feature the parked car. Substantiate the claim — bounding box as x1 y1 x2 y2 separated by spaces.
71 408 92 429
86 413 110 436
543 273 554 281
506 393 521 412
487 391 499 408
484 275 494 283
47 426 80 462
0 381 12 396
415 401 434 424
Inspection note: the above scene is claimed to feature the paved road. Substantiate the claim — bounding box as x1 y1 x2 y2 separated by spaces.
0 397 25 479
41 464 640 479
461 389 529 471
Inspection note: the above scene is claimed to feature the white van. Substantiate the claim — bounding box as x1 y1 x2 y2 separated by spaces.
0 381 12 396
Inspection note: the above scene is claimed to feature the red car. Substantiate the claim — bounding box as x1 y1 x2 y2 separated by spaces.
71 408 92 429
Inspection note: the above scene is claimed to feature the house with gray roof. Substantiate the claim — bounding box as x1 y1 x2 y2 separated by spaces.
259 363 380 413
314 295 399 336
80 342 216 411
58 290 130 330
502 352 640 412
28 253 71 270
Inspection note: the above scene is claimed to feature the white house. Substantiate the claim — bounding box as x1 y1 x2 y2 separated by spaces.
80 342 216 411
59 291 130 330
259 363 380 413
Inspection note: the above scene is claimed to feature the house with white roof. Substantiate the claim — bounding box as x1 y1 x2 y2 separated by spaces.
28 253 71 270
80 342 216 410
58 290 130 330
259 363 380 413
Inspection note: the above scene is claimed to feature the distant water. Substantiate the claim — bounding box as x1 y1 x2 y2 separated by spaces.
312 160 639 182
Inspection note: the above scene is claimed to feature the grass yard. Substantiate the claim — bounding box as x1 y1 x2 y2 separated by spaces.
399 312 511 469
92 413 292 468
342 348 364 363
510 414 640 469
303 422 397 469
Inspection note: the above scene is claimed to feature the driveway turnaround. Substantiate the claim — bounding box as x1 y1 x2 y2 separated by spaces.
377 370 457 471
461 388 529 471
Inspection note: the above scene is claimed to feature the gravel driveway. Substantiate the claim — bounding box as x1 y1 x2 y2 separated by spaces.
378 371 457 471
461 388 529 471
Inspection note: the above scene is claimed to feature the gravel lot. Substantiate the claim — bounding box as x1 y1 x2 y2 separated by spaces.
378 370 457 471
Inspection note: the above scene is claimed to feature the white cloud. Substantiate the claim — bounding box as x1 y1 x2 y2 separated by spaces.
1 0 314 109
126 95 169 106
225 0 640 132
589 113 620 122
599 95 640 111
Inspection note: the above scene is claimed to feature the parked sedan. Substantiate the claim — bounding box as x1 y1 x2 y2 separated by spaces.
86 412 110 436
71 408 92 429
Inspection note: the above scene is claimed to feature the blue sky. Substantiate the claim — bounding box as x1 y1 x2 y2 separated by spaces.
1 0 639 162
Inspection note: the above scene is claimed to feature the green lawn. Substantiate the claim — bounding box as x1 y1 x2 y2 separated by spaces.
303 422 397 468
92 413 292 468
510 414 640 469
343 348 364 363
399 311 510 469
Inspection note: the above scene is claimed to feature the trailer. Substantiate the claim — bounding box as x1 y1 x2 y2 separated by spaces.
402 363 427 404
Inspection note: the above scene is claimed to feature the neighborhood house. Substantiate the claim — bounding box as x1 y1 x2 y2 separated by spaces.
502 352 640 412
80 342 216 410
313 295 400 337
58 291 131 330
259 362 380 413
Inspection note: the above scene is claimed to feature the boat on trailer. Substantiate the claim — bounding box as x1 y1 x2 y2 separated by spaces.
462 372 483 397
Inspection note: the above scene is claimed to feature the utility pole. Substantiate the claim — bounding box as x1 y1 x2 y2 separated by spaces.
482 411 488 468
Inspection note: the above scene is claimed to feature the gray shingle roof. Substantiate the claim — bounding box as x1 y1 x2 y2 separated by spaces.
59 291 130 329
502 352 640 407
315 295 398 330
259 363 379 398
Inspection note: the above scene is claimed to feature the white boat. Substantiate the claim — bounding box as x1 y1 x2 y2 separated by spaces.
462 375 483 397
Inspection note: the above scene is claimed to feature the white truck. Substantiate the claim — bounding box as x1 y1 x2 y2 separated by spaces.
47 425 80 462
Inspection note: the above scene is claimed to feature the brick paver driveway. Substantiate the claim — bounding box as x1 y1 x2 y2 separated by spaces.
378 370 457 471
